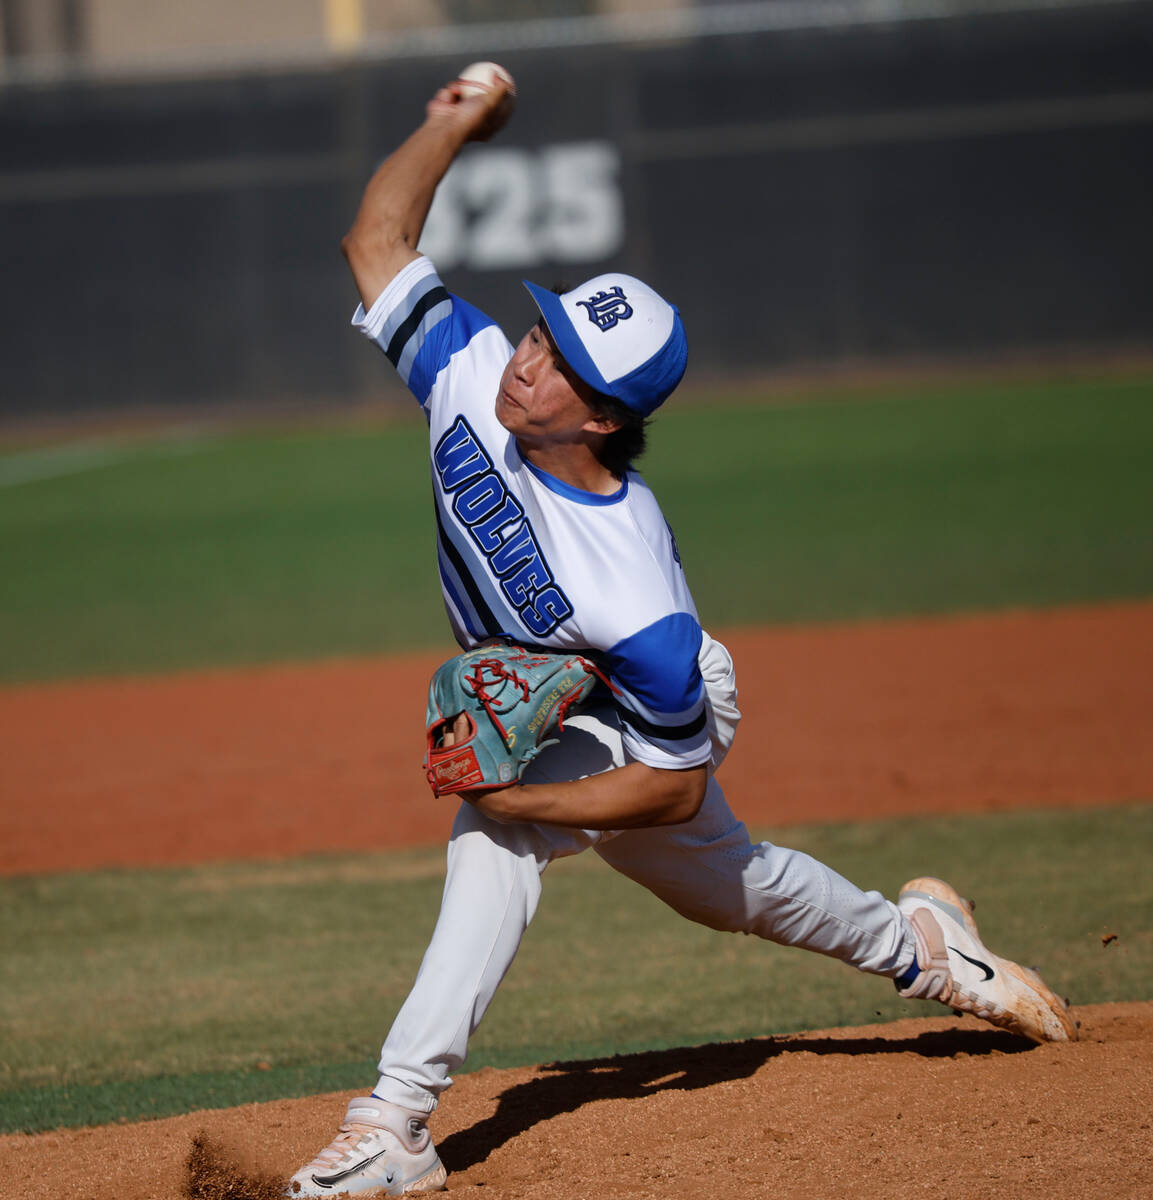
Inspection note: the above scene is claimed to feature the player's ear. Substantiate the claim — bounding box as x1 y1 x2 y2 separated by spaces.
584 410 623 435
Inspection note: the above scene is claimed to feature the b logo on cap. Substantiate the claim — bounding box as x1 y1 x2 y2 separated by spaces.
577 287 633 331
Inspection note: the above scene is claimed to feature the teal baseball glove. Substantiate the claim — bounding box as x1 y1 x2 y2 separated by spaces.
423 640 614 797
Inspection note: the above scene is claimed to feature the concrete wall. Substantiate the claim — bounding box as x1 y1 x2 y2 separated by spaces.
2 2 1151 419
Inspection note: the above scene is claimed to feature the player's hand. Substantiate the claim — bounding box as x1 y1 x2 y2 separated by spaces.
438 712 472 748
425 75 515 143
438 711 520 820
438 708 517 819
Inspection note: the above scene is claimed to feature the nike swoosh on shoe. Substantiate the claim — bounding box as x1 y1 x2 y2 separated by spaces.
951 947 995 981
314 1149 387 1187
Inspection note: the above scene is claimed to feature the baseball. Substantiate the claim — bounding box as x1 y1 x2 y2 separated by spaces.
456 61 515 99
453 61 516 140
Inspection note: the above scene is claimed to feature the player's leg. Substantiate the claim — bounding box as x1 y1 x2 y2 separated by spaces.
542 678 909 973
597 782 1076 1043
288 716 620 1197
371 800 598 1109
370 709 626 1109
595 777 912 976
288 803 599 1196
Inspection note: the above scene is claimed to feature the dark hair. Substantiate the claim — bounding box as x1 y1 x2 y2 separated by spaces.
588 391 648 476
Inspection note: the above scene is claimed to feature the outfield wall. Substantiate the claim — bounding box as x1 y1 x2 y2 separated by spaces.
2 1 1151 419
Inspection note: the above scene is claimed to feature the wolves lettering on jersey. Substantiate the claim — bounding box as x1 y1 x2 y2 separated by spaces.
433 416 573 639
352 256 712 770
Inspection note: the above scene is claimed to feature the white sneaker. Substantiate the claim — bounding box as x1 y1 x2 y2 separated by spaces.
286 1096 447 1197
896 876 1077 1043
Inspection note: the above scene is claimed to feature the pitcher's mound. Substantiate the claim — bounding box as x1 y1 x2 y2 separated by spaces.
3 1003 1151 1200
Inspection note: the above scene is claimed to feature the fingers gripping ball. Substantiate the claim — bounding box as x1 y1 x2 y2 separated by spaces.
454 61 516 139
424 641 616 797
456 61 514 97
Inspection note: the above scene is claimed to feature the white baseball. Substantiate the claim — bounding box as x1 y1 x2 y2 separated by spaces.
456 61 515 98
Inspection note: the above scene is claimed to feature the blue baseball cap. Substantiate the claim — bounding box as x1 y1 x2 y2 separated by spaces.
523 273 688 417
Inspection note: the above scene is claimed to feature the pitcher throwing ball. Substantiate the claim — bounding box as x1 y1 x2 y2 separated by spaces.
286 64 1076 1198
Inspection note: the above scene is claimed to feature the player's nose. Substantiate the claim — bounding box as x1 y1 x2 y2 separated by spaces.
513 342 540 383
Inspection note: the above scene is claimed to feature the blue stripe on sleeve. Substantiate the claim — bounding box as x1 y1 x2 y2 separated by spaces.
407 296 498 406
605 613 704 720
396 297 453 384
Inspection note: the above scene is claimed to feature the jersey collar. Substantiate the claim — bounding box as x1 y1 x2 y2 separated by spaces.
516 447 629 506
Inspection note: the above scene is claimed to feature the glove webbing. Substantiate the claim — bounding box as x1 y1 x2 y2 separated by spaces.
463 653 616 750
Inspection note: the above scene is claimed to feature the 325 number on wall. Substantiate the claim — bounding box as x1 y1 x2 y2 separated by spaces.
419 142 624 271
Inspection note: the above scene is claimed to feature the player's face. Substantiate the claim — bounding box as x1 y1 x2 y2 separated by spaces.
496 322 604 444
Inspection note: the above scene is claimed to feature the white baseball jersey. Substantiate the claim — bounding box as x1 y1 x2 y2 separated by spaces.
353 256 711 771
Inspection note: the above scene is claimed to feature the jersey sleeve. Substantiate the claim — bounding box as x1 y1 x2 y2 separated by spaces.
351 256 496 408
604 612 713 770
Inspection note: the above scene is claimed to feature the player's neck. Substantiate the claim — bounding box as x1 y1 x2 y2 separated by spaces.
517 439 621 495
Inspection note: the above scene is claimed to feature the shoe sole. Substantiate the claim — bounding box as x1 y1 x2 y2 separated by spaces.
367 1163 448 1198
289 1158 446 1198
405 1163 448 1195
899 876 1078 1043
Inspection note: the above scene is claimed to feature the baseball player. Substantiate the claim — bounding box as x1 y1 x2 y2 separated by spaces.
287 69 1076 1198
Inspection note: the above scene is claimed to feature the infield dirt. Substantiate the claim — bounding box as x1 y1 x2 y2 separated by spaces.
2 602 1152 1197
4 602 1152 875
3 1004 1151 1199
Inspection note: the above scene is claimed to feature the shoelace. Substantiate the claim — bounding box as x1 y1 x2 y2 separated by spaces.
305 1122 377 1171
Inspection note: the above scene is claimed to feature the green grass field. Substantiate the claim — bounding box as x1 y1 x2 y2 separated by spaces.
2 371 1152 1134
3 805 1150 1134
3 371 1152 681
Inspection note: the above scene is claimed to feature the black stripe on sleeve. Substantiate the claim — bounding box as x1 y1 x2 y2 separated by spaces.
385 285 452 368
615 703 708 743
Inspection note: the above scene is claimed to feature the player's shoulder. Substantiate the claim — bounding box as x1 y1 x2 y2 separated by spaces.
354 256 510 402
355 255 443 335
613 470 688 575
619 469 671 530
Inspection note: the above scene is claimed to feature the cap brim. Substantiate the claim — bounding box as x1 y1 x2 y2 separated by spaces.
522 280 611 397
